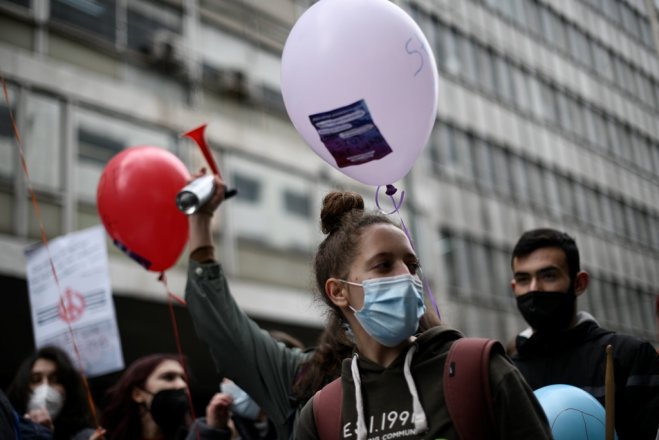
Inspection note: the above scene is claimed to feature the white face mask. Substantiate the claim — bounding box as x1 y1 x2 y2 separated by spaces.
221 381 261 420
28 384 65 419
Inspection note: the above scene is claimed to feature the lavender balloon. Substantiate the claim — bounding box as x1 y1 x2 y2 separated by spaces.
281 0 439 186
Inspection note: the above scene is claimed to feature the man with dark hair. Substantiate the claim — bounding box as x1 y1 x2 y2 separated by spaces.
510 228 659 439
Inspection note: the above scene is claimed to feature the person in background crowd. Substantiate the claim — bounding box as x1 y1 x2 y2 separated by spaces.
6 346 103 440
294 191 551 439
184 172 440 439
1 388 53 439
510 228 659 439
103 353 232 440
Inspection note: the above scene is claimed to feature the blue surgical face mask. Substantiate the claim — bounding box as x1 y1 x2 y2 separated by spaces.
221 381 261 420
343 274 426 347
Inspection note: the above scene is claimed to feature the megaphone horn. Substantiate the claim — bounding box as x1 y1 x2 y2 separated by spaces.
182 123 220 177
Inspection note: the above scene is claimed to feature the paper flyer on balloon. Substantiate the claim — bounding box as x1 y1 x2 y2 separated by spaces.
24 225 124 377
309 99 392 168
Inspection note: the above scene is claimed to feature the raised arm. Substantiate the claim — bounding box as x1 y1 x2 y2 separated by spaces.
184 173 311 432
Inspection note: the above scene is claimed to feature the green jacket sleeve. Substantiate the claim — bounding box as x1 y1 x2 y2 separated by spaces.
490 354 553 439
185 259 312 436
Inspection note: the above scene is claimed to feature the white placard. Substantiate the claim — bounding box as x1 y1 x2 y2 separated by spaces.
24 225 124 377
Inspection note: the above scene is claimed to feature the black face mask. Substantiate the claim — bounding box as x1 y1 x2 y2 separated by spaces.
149 388 189 437
516 289 576 333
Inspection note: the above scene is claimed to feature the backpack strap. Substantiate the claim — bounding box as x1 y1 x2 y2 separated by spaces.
312 377 343 440
443 337 504 440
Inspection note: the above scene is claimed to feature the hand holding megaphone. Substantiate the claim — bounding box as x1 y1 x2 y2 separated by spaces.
176 174 237 215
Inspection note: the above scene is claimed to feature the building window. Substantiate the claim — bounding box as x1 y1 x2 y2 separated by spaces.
605 117 622 157
492 147 513 197
461 38 479 86
556 91 573 133
526 162 546 210
512 66 530 112
573 183 591 225
585 187 602 229
527 75 544 121
0 85 16 179
435 123 460 178
478 48 497 96
651 141 659 174
603 0 620 24
78 129 123 165
524 0 542 37
650 215 659 250
453 129 474 181
569 97 585 139
75 108 174 200
444 28 463 76
557 175 576 220
621 3 641 41
494 55 514 105
473 138 495 191
544 170 561 217
438 229 458 295
540 82 558 125
598 193 615 234
511 156 530 204
582 106 597 147
553 14 569 53
25 94 61 190
233 173 261 203
127 1 182 54
50 0 117 43
539 5 555 43
283 189 311 218
610 198 627 237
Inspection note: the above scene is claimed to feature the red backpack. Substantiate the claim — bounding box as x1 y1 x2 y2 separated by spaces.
312 337 504 440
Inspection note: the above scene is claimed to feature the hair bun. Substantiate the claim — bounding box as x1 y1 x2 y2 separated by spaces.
320 191 364 234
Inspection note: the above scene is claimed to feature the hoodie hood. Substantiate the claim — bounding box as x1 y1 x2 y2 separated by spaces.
341 326 462 440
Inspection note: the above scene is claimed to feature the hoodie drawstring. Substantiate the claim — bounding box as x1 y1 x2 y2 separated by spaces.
351 354 369 440
403 344 428 434
350 346 428 440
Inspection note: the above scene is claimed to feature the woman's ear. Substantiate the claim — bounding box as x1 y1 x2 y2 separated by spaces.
325 278 349 307
132 386 147 404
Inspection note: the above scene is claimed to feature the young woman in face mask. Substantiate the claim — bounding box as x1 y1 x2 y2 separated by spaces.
185 173 440 440
6 346 103 440
103 354 233 440
294 191 553 440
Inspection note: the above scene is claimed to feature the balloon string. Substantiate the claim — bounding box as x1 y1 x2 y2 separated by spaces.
1 76 102 430
158 272 198 428
375 185 441 321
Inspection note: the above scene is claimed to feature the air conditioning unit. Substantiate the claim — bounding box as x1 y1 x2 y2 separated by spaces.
202 66 251 100
147 29 186 74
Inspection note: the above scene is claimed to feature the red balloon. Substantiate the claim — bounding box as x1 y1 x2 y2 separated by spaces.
97 146 190 272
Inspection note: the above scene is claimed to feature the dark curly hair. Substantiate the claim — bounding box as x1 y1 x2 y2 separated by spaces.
6 346 93 440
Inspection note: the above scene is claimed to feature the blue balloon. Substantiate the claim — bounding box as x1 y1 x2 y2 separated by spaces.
534 384 617 440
